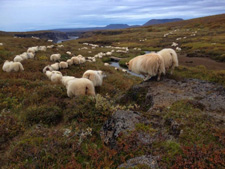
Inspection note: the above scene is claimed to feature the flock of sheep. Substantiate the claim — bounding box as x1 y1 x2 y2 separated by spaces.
42 52 105 97
2 38 179 97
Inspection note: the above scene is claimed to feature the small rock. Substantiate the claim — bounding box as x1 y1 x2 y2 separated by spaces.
118 155 158 169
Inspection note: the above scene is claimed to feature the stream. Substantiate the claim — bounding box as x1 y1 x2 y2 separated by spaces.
110 62 144 78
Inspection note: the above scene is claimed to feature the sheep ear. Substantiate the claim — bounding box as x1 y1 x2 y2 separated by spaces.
126 62 129 66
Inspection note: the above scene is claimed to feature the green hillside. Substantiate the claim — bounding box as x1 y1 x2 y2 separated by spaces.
0 14 224 168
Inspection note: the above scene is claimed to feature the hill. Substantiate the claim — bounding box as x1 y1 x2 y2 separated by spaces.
143 18 183 26
0 13 224 168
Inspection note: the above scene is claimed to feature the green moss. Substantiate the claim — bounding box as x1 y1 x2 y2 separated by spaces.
135 123 156 133
162 140 182 162
172 66 225 87
24 105 63 126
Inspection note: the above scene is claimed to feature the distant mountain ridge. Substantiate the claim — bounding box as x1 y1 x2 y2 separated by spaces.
53 19 184 33
143 18 183 26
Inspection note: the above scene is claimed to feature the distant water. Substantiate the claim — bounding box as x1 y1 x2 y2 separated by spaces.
57 36 79 43
110 62 144 78
144 51 151 54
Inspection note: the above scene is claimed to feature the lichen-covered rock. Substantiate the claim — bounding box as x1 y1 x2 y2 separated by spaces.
100 110 150 148
117 155 158 169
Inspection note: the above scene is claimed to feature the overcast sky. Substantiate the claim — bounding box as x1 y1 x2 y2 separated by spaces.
0 0 224 32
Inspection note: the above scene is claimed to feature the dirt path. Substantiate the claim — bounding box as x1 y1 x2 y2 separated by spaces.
178 55 225 70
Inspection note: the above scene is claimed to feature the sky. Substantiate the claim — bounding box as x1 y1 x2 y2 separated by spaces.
0 0 224 32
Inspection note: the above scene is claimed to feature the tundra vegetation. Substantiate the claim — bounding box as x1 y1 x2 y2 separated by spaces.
0 14 225 168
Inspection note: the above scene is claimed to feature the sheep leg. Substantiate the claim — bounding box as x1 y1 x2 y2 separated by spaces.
170 66 175 74
144 75 152 81
67 90 73 98
157 74 161 81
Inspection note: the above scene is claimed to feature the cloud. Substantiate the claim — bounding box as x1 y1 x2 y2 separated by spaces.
0 0 224 31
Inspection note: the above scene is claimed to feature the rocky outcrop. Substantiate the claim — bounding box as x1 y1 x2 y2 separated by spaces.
100 110 150 148
14 31 69 43
144 78 225 114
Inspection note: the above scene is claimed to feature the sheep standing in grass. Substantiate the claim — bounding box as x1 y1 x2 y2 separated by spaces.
50 54 61 61
71 56 80 64
59 61 68 69
27 52 35 59
82 70 105 87
157 48 179 74
61 76 76 86
2 60 24 72
50 71 63 83
39 46 47 51
176 47 181 51
51 63 60 70
126 53 165 81
43 65 54 73
67 59 73 66
45 71 53 79
104 63 109 66
80 57 86 64
14 55 23 62
66 51 72 55
20 52 29 60
27 46 38 53
66 78 95 97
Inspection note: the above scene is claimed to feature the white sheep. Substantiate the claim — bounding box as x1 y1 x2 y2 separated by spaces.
27 46 38 53
50 71 63 83
50 54 61 61
157 48 179 74
82 70 105 87
45 71 53 79
66 51 72 55
0 43 3 46
2 60 24 72
176 47 182 51
126 53 165 81
171 42 178 47
27 52 35 59
104 63 110 66
20 52 29 60
14 55 23 62
79 57 86 64
67 59 73 66
71 56 80 64
59 61 68 69
66 78 95 97
47 45 54 49
122 69 128 73
43 65 54 73
38 46 47 51
106 52 112 56
61 76 76 87
51 63 60 70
